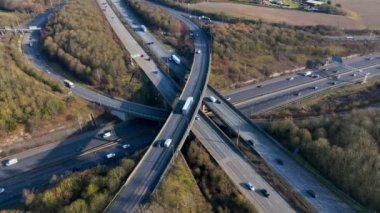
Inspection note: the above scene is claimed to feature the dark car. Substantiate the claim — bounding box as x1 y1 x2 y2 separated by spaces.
257 85 262 88
306 189 317 198
275 158 284 165
146 41 154 45
261 189 270 197
247 140 255 146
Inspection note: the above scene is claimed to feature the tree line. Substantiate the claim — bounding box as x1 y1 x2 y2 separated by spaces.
43 0 154 102
0 36 68 134
24 158 136 212
0 0 59 13
208 22 380 89
268 109 380 211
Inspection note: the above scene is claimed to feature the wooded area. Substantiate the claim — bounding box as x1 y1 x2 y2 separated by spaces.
0 36 74 134
209 22 380 89
0 0 59 13
43 0 153 102
268 110 380 211
24 158 136 212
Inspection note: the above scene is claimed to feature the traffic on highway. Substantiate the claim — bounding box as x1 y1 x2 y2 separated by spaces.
0 0 378 212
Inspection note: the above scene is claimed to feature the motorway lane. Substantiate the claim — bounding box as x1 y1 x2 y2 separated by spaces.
111 0 189 82
237 63 380 115
22 8 169 121
98 0 179 104
226 55 380 105
193 113 294 213
104 0 211 211
108 2 296 211
0 131 156 209
203 87 353 212
0 120 156 181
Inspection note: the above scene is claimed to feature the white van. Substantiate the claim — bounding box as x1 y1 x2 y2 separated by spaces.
163 139 172 148
5 158 18 167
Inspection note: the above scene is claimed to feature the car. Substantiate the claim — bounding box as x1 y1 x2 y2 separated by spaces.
146 57 151 61
246 182 255 191
146 41 154 45
208 96 217 103
275 158 284 165
257 85 262 88
122 144 131 149
352 73 357 77
226 97 231 101
152 70 158 74
196 49 201 54
331 81 337 85
106 153 116 159
306 189 317 198
366 57 374 61
287 77 294 81
247 140 255 146
195 115 200 121
311 74 320 78
103 131 112 139
0 188 5 194
296 92 302 96
313 86 318 90
261 189 270 197
322 68 328 71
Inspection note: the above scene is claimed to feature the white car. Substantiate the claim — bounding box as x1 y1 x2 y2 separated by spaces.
106 153 116 159
226 97 231 101
103 131 112 139
287 77 294 81
196 49 201 54
0 188 5 194
122 144 131 149
246 182 255 191
195 115 200 121
208 96 217 103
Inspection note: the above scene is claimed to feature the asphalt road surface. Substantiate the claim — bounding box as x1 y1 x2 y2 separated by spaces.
203 87 353 212
193 113 294 213
106 1 295 212
0 121 158 209
237 61 380 115
226 54 380 109
102 0 211 211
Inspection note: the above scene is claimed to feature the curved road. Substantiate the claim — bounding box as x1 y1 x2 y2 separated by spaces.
23 8 169 121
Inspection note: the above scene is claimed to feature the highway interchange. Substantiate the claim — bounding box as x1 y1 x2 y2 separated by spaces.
105 1 293 212
1 0 380 212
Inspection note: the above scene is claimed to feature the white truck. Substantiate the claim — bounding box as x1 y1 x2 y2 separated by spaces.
63 79 74 88
28 26 38 30
171 54 181 65
182 97 193 115
303 71 312 77
163 139 172 148
141 25 147 32
5 158 18 166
